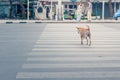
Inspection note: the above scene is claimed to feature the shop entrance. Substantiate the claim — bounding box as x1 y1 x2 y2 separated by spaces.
64 3 77 20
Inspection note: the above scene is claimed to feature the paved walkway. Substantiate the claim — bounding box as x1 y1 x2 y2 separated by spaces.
16 23 120 80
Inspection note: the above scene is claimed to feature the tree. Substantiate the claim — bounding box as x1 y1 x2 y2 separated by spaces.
108 0 113 17
8 0 26 19
9 0 13 18
19 0 26 18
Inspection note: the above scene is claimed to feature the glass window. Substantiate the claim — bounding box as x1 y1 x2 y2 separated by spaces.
74 5 77 9
69 5 73 9
37 7 43 13
65 5 67 8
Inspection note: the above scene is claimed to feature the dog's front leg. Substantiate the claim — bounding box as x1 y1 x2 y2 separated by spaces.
81 37 83 45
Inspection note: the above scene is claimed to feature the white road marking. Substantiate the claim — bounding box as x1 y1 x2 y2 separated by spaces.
16 24 120 79
27 57 120 61
34 44 120 48
32 48 120 51
22 63 120 69
28 52 120 56
16 72 120 78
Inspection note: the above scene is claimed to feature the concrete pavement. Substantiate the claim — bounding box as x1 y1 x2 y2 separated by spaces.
14 23 120 80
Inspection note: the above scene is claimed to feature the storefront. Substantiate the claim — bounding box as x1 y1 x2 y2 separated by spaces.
0 1 9 19
0 0 34 19
0 0 120 20
63 0 120 20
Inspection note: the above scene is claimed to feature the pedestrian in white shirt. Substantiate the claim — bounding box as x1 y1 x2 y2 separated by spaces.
87 0 92 21
77 2 83 22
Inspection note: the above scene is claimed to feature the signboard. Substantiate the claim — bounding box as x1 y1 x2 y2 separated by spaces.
70 0 77 2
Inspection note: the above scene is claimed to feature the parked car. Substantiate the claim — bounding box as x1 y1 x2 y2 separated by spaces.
113 9 120 20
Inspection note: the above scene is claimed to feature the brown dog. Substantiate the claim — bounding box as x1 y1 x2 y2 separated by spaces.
77 25 91 46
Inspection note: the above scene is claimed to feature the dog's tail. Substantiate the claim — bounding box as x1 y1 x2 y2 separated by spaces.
86 25 90 31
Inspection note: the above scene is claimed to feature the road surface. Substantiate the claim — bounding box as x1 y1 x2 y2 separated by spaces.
0 23 120 80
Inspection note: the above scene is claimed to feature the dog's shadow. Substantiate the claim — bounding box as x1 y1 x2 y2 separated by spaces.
75 44 92 48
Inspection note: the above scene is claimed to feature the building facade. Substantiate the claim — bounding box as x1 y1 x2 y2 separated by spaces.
0 0 120 20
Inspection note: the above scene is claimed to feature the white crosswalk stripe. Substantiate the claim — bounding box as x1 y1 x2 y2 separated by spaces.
16 24 120 79
16 72 120 78
32 47 120 52
27 57 120 61
22 63 120 68
34 44 120 48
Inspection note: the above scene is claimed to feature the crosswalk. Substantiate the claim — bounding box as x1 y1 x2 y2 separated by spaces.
16 23 120 80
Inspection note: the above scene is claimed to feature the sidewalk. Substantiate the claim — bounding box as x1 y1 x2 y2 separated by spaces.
0 19 120 24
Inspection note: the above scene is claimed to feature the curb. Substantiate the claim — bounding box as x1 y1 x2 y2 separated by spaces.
0 20 42 24
0 20 120 24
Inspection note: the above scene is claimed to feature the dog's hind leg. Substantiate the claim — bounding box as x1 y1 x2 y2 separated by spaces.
89 39 91 46
89 36 91 46
86 37 88 45
86 31 91 46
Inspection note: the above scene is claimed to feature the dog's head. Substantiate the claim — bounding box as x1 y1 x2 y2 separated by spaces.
76 27 83 33
76 27 80 33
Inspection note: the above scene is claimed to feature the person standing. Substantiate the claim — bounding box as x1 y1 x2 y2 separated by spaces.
46 7 50 19
87 0 92 21
76 2 83 22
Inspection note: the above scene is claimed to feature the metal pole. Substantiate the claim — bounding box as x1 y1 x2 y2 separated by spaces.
58 0 62 20
27 0 29 20
50 0 52 19
95 0 97 19
114 0 116 13
96 0 99 19
51 0 52 12
102 1 104 20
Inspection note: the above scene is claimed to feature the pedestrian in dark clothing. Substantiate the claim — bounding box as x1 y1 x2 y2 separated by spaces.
46 7 50 19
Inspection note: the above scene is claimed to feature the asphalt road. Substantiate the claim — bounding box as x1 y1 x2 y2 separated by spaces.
0 23 120 80
0 23 46 80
